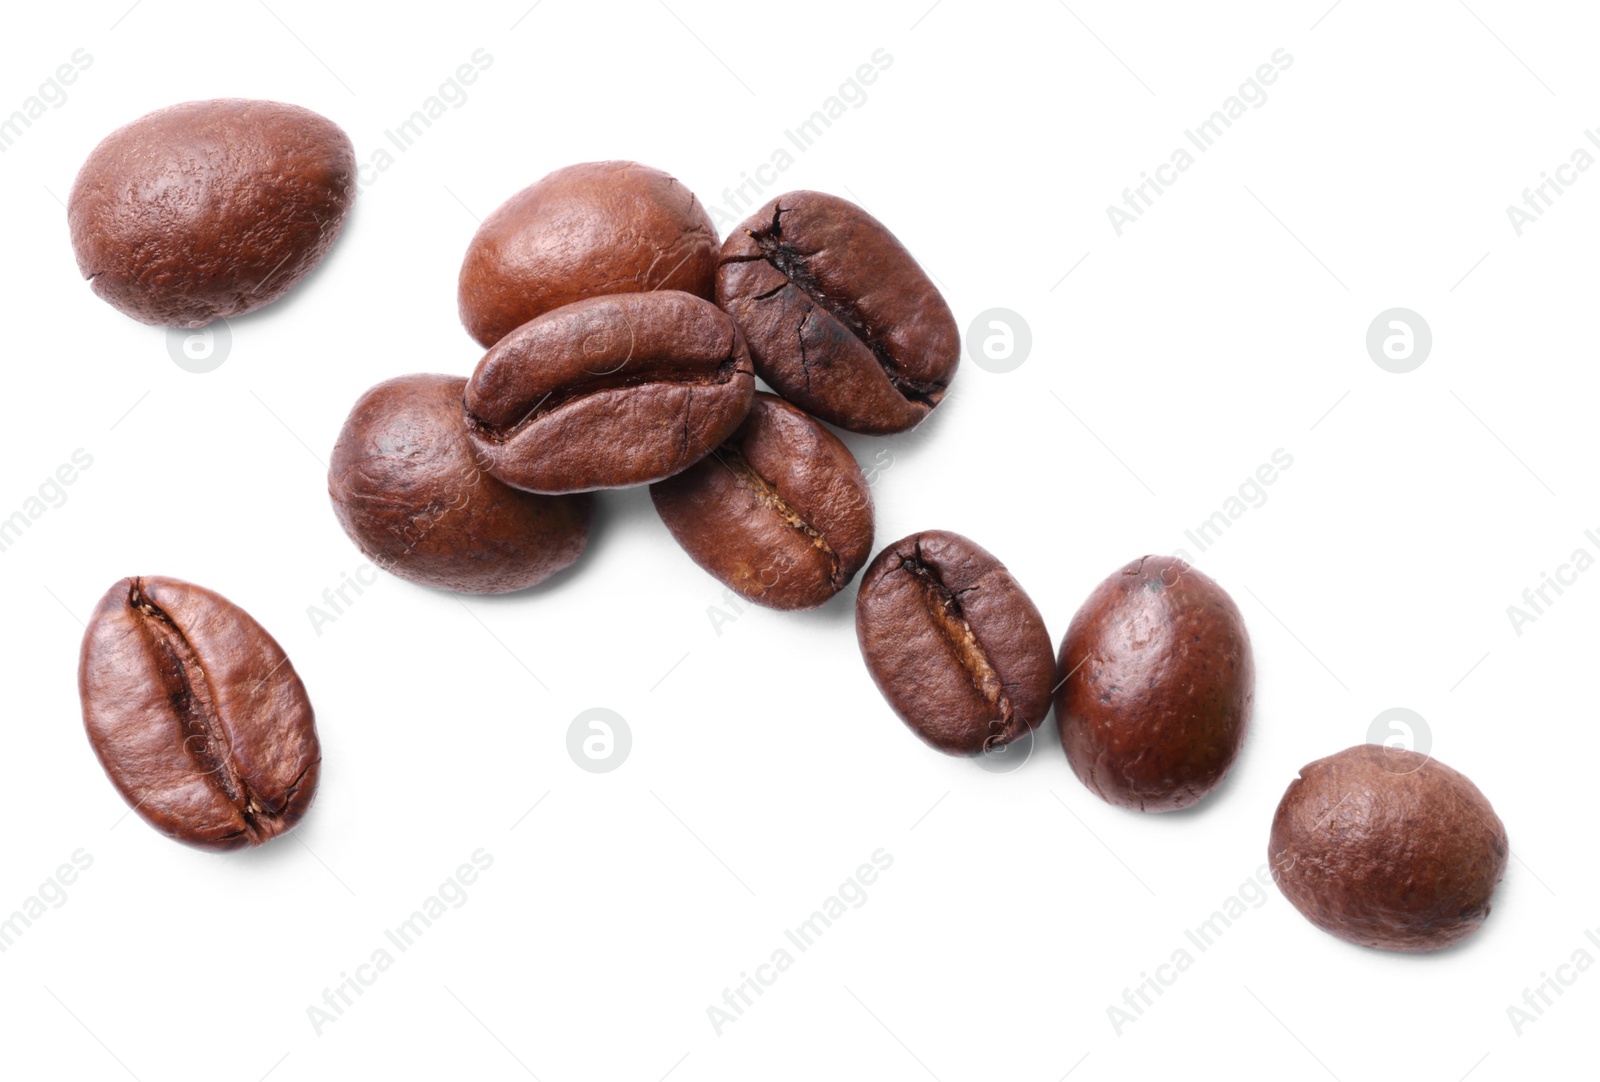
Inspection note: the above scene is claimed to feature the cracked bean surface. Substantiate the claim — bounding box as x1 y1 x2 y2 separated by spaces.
716 191 959 435
856 531 1054 755
650 392 874 610
79 576 321 850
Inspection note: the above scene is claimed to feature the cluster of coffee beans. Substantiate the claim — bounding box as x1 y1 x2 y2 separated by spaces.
327 161 959 607
66 99 1508 955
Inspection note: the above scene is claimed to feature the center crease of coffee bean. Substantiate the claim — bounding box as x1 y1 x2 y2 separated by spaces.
898 551 1011 724
470 354 741 441
721 444 841 585
129 579 275 841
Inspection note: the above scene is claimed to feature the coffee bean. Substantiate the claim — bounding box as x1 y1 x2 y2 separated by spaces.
1269 745 1508 951
78 577 320 850
856 531 1054 755
464 291 755 493
651 392 874 610
716 191 959 435
329 374 593 593
1056 556 1253 812
69 99 355 328
459 160 719 348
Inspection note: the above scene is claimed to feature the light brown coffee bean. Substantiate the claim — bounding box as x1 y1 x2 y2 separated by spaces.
68 99 355 327
79 576 320 850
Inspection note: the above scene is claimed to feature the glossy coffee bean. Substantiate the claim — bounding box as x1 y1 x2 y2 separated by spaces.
651 392 874 610
329 374 593 593
458 160 719 348
69 99 355 328
79 576 320 850
1056 556 1253 812
716 191 959 434
1269 745 1508 952
856 531 1054 755
464 291 755 493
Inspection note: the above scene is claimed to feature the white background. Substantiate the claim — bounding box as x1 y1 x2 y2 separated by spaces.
1 1 1593 1079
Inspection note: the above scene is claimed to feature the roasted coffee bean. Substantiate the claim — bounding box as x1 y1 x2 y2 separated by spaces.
1269 745 1508 951
329 374 593 593
716 191 959 435
464 291 755 493
458 160 719 348
68 99 355 328
856 531 1054 755
1056 556 1253 812
78 576 320 850
651 392 874 610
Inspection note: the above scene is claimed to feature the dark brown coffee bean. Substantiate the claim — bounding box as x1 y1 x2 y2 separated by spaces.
856 531 1054 755
464 291 755 493
78 576 320 850
329 374 593 593
1056 556 1253 812
650 392 874 610
458 160 719 348
1269 745 1508 952
68 99 355 328
716 191 959 435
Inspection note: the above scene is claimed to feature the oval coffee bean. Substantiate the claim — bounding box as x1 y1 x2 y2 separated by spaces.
856 531 1054 755
458 160 719 348
716 191 959 434
329 374 593 593
69 99 355 327
79 577 320 850
1056 556 1253 812
1269 745 1508 951
651 392 874 610
464 291 755 493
